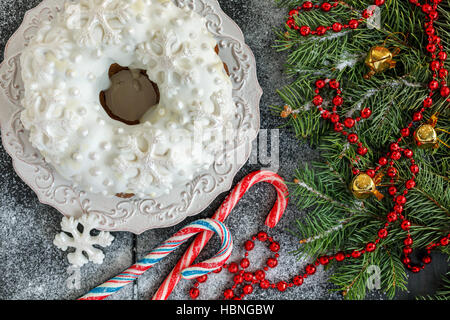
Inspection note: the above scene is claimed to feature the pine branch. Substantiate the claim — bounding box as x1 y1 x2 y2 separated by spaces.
274 0 450 299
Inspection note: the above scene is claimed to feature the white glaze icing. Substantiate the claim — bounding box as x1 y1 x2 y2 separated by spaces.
20 0 235 198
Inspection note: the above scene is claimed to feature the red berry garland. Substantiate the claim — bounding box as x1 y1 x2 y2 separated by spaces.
189 0 449 300
314 79 373 173
286 0 369 36
188 232 286 300
189 227 450 299
291 0 449 275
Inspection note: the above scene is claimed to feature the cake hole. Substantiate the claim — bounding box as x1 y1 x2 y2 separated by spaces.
112 46 228 199
100 63 160 125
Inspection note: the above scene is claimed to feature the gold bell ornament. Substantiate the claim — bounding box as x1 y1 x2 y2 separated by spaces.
350 173 384 200
364 33 406 79
414 114 449 149
414 124 438 149
364 46 399 79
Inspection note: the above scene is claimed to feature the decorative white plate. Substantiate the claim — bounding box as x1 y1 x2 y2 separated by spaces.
0 0 261 234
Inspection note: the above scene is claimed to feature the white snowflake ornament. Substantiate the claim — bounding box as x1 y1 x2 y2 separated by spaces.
53 213 114 267
113 129 173 190
135 29 198 97
64 0 132 46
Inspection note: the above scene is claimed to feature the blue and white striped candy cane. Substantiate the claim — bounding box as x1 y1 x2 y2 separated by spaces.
79 218 233 300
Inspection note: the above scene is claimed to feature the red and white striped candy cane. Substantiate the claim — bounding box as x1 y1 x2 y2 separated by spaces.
79 219 232 300
152 170 288 300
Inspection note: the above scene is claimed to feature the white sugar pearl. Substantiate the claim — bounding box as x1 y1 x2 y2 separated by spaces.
173 18 183 26
94 49 102 58
78 128 89 137
175 101 184 110
72 152 83 161
90 167 102 177
72 54 83 63
53 89 62 96
192 88 204 97
100 142 112 151
66 69 76 78
69 88 80 96
89 152 99 160
208 65 218 74
167 122 178 131
136 14 145 23
78 107 87 116
103 179 113 187
124 27 135 35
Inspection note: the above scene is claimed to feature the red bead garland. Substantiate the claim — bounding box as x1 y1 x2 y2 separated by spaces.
189 231 287 300
188 226 450 299
313 78 373 173
286 0 379 37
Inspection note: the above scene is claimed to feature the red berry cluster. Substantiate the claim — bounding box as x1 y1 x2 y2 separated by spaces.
286 1 385 37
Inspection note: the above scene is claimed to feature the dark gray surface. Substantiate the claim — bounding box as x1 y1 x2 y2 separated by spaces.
0 0 448 300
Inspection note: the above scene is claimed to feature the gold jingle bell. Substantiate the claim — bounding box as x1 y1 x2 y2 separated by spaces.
350 173 384 200
414 124 438 149
364 46 397 79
